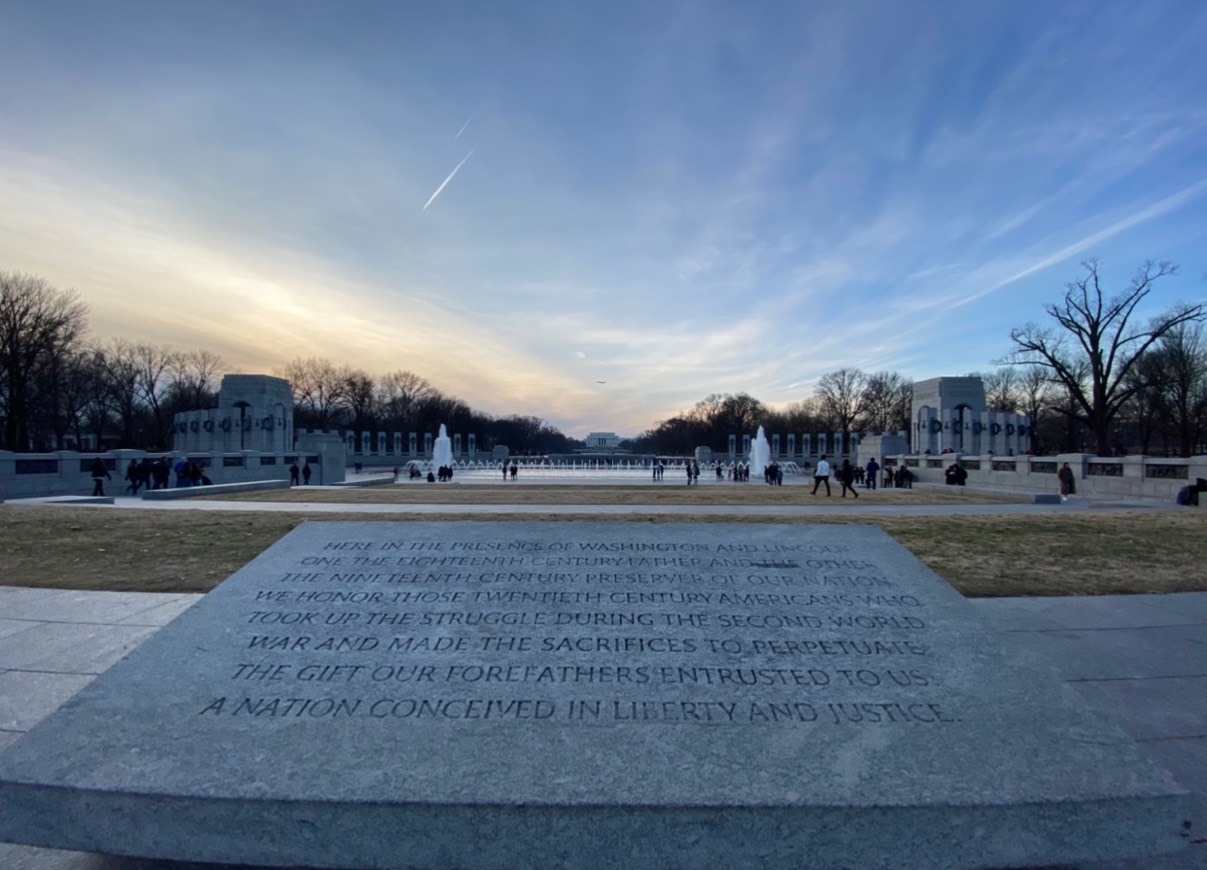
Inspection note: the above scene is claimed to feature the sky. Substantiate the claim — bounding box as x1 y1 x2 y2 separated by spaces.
2 1 1205 438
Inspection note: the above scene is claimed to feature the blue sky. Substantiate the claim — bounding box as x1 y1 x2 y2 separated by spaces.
2 1 1205 437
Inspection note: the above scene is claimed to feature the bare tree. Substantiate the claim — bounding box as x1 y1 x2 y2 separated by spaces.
861 371 913 433
1121 354 1165 455
279 357 348 430
814 368 868 434
54 350 105 449
0 272 88 450
79 348 118 448
773 399 823 433
131 343 181 449
981 367 1020 413
343 369 377 432
100 339 145 446
376 370 436 428
690 393 766 449
169 349 225 411
1004 260 1205 454
1144 323 1207 456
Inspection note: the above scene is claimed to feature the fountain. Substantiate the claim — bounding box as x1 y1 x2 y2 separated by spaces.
432 424 453 470
750 425 771 479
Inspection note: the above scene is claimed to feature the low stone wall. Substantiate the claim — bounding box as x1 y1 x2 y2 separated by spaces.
0 448 344 500
887 452 1207 502
141 480 291 500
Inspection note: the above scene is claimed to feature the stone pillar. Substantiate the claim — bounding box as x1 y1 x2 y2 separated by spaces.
816 433 827 456
393 433 402 455
376 432 386 454
468 434 477 456
728 434 736 459
771 434 780 456
741 434 751 459
424 432 433 457
346 433 357 455
787 434 795 457
454 434 463 456
360 432 372 455
409 433 418 456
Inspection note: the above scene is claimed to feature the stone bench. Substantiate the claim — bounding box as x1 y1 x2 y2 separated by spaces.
141 480 289 500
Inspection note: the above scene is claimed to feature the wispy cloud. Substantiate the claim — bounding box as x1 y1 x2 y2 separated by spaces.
1 2 1205 436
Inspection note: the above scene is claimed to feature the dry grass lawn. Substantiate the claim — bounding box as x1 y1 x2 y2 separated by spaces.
3 489 1204 598
208 483 1020 506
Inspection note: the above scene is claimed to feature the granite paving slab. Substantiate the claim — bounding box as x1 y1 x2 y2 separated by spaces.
0 590 193 625
1000 624 1207 680
112 596 201 626
0 620 41 641
0 671 98 732
1070 676 1207 741
0 623 160 673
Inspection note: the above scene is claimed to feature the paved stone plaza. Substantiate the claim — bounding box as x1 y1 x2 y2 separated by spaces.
0 492 1203 869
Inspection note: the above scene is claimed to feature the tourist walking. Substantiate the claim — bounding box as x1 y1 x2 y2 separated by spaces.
811 455 832 496
289 462 300 486
838 459 859 498
124 460 140 495
302 463 312 484
1058 462 1076 502
865 458 879 490
90 456 111 496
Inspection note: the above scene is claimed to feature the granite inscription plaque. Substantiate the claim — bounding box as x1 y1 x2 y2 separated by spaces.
0 521 1190 869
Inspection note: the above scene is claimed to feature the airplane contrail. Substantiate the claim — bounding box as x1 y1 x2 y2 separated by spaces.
455 111 477 140
422 149 474 211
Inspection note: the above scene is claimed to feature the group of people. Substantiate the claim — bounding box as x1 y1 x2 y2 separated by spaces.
288 462 313 486
114 457 178 495
173 458 212 488
501 462 518 480
944 463 969 486
90 455 224 497
810 456 912 496
811 455 860 497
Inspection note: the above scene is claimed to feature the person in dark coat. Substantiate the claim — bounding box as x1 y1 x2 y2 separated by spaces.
865 458 879 490
151 457 169 489
1058 463 1076 502
289 462 300 486
90 457 111 496
302 463 312 484
838 459 859 498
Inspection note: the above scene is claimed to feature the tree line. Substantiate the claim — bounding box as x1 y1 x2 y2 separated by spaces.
4 260 1203 457
0 272 578 455
628 370 915 456
634 261 1206 458
279 356 578 455
0 273 224 451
